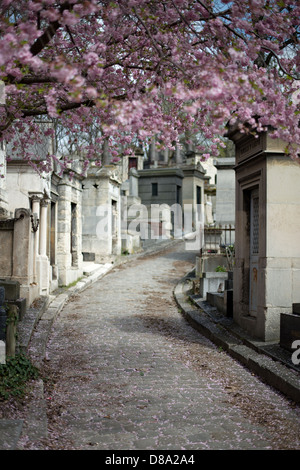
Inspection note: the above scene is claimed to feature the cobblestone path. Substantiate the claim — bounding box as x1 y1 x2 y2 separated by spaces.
36 243 300 450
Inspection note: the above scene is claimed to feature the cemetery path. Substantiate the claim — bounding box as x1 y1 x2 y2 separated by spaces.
16 243 300 449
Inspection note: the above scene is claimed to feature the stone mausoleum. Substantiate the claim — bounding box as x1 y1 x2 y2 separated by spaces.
228 126 300 342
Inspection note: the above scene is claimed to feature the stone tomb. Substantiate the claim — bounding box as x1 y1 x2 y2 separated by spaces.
56 164 84 287
138 167 184 243
82 165 122 262
0 209 39 305
227 127 300 341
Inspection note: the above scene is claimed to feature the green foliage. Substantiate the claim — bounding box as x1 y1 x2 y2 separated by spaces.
61 277 83 289
0 354 39 400
216 265 227 272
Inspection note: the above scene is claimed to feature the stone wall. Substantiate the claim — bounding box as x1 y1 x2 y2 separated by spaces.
214 157 235 226
264 155 300 332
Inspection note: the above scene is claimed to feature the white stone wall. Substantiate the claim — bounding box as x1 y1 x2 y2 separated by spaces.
265 156 300 313
6 163 51 212
182 175 205 230
214 158 235 226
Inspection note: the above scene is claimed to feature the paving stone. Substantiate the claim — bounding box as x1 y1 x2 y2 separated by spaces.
35 243 299 450
0 420 23 450
3 241 299 451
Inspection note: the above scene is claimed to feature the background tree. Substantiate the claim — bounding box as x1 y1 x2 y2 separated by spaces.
0 0 299 174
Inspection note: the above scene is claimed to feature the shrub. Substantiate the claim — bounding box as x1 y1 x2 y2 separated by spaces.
0 354 39 400
216 265 227 272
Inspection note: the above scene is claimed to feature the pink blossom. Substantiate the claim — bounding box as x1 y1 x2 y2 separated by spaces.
85 87 98 99
0 0 299 168
45 89 59 118
83 52 99 67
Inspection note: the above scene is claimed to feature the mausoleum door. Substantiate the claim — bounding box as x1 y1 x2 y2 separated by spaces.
111 199 118 254
249 188 259 317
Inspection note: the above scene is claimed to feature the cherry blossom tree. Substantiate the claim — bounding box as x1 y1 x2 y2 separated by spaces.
0 0 299 174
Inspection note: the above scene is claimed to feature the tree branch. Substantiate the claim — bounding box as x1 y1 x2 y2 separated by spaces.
30 19 61 56
30 2 72 56
21 99 96 117
15 76 58 85
20 91 131 118
261 46 300 79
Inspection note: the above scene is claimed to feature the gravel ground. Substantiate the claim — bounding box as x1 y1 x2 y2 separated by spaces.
1 243 300 450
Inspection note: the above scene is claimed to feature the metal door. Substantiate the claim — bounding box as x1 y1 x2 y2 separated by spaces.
249 189 259 317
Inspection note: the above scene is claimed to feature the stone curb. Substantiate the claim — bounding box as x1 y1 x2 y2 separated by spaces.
173 276 300 405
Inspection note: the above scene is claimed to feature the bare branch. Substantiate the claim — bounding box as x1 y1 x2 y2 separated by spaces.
261 46 300 79
30 2 72 56
132 7 164 58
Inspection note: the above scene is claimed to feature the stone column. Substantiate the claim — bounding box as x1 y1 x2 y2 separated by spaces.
150 136 157 166
37 199 50 296
129 168 139 198
31 196 40 228
175 144 182 165
39 199 49 256
163 148 169 164
102 137 111 166
31 196 40 284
